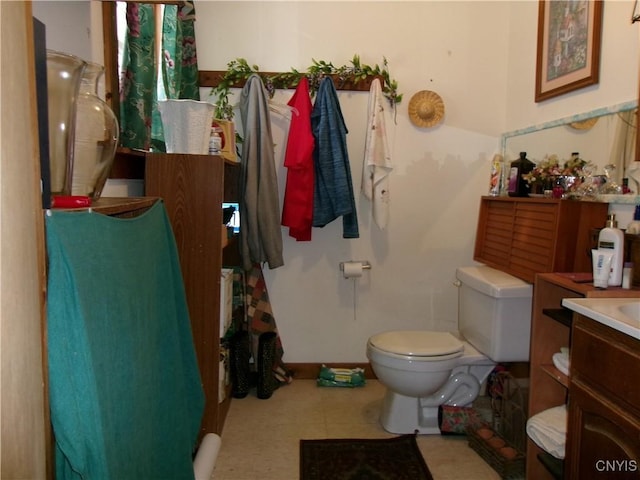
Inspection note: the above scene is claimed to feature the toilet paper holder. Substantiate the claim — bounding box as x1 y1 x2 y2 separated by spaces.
339 260 372 273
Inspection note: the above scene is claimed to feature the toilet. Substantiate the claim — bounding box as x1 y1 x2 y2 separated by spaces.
366 265 533 434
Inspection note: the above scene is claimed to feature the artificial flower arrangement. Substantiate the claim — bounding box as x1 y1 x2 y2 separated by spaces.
523 153 595 192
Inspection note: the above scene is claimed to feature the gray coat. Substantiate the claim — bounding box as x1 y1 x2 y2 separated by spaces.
239 74 284 271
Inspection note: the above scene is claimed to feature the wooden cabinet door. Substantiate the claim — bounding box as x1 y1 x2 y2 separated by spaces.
566 381 640 479
474 197 608 283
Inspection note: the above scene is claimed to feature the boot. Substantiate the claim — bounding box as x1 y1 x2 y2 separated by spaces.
230 330 251 398
256 332 279 399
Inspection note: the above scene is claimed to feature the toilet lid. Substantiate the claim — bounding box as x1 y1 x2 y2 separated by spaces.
369 331 464 357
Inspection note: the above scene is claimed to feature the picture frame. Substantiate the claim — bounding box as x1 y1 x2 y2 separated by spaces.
535 0 603 102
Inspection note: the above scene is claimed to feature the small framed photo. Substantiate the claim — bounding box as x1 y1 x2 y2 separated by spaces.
535 0 603 102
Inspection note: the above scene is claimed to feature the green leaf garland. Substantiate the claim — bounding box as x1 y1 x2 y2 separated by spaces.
209 55 402 120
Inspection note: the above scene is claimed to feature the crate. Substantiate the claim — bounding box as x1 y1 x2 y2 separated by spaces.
490 371 528 453
469 370 528 479
468 426 525 479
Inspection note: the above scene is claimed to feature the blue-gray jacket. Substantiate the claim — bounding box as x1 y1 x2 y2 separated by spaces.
311 77 359 238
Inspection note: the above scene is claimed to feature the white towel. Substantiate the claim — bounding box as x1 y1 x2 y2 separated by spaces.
361 78 392 229
526 405 567 459
552 347 570 376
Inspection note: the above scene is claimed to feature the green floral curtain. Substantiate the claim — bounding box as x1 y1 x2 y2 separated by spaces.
120 3 156 150
119 1 200 151
162 2 200 100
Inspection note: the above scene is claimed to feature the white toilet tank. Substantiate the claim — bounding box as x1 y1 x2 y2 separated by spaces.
456 265 533 362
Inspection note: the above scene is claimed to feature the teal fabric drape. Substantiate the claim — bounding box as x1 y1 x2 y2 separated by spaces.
120 2 201 151
46 202 204 480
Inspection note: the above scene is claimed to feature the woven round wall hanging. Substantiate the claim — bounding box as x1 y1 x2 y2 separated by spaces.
568 117 599 130
408 90 445 128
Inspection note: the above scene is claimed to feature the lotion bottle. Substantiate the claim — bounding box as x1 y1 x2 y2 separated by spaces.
597 214 624 286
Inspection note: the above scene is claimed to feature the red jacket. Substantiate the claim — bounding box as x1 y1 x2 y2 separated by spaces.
281 77 315 241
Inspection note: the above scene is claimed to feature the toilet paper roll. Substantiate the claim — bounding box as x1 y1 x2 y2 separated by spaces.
343 262 363 278
193 433 221 480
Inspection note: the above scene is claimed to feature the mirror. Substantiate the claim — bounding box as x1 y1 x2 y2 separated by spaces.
502 101 638 194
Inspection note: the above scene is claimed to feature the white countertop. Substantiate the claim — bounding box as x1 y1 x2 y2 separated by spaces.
562 298 640 339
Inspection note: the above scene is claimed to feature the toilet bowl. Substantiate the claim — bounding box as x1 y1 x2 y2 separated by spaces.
366 265 533 434
367 331 495 434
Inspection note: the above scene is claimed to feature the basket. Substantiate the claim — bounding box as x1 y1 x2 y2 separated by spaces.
467 426 525 479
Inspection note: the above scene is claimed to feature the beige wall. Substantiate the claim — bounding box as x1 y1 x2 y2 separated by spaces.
1 1 48 478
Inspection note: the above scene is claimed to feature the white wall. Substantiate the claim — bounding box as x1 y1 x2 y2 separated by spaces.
32 1 94 61
195 1 638 364
35 1 639 364
504 0 639 229
195 1 509 363
505 0 639 129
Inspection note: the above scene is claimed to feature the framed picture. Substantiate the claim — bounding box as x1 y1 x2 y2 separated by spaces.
535 0 603 102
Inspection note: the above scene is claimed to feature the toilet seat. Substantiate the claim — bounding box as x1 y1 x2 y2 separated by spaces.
368 331 464 361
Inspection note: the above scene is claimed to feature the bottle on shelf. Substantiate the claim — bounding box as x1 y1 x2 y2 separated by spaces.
552 177 564 199
209 126 222 155
489 154 503 197
507 152 535 197
622 262 633 289
597 214 624 286
627 204 640 234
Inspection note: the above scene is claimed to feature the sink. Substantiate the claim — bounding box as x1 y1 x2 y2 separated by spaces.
618 302 640 321
562 298 640 339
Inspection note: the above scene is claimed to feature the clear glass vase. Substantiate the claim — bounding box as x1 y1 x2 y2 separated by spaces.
72 62 119 200
46 50 86 196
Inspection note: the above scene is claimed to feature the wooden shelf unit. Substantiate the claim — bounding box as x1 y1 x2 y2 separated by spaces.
527 273 640 480
539 364 569 389
145 153 240 438
82 196 157 217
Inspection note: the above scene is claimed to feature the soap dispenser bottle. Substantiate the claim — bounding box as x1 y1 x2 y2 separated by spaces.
507 152 534 197
597 214 624 286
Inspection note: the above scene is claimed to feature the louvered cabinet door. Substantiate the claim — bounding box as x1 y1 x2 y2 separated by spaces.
474 197 608 283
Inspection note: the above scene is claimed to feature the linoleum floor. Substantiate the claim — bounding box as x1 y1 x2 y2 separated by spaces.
212 379 502 480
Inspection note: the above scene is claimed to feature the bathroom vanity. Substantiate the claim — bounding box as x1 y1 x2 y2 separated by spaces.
527 273 639 480
563 301 639 480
